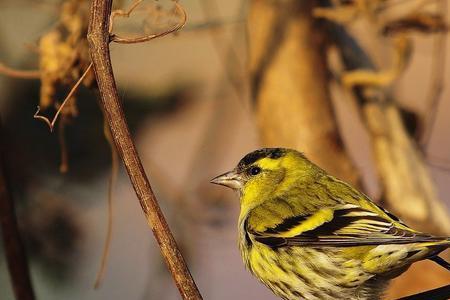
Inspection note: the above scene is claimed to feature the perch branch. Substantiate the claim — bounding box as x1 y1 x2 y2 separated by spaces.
397 284 450 300
0 120 35 300
87 0 202 299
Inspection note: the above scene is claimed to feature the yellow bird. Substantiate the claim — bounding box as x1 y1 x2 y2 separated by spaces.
211 148 450 300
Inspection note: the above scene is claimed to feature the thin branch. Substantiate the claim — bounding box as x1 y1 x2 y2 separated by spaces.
0 63 40 79
0 119 35 300
87 0 202 299
34 62 93 132
110 2 187 44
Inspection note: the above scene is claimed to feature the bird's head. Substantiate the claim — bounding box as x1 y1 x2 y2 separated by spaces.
211 148 322 202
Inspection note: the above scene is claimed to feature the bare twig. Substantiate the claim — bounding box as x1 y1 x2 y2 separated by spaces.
0 63 40 79
110 2 187 44
34 62 93 132
0 119 35 300
87 0 202 299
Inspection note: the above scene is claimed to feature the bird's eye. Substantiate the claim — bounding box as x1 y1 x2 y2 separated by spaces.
249 166 261 176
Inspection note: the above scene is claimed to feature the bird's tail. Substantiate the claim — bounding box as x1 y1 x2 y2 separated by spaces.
421 237 450 272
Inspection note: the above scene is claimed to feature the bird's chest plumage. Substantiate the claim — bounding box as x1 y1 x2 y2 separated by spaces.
238 231 384 300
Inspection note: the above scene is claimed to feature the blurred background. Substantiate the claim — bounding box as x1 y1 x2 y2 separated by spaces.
0 0 450 299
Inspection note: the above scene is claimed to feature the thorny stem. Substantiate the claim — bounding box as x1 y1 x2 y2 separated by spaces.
0 120 35 300
87 1 202 299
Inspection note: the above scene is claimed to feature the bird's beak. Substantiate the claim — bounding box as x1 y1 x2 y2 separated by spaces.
210 170 242 190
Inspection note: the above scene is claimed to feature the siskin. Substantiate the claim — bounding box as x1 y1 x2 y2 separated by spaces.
211 148 450 300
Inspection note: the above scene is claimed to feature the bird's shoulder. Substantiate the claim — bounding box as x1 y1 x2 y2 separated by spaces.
243 174 439 248
246 174 408 233
244 178 335 234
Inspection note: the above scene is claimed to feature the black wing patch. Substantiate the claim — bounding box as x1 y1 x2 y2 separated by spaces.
249 205 445 248
264 215 308 234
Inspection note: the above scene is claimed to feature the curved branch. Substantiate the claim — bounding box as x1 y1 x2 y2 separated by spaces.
110 2 187 44
87 1 202 299
0 63 40 79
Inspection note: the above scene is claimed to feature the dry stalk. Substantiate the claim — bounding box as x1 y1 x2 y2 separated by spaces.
0 63 40 79
87 0 202 299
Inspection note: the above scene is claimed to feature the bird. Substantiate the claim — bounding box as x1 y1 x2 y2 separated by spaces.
210 148 450 300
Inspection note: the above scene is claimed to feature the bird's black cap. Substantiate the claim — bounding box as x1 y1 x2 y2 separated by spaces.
237 148 287 170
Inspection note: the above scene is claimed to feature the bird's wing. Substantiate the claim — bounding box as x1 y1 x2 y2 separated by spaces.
248 204 443 248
